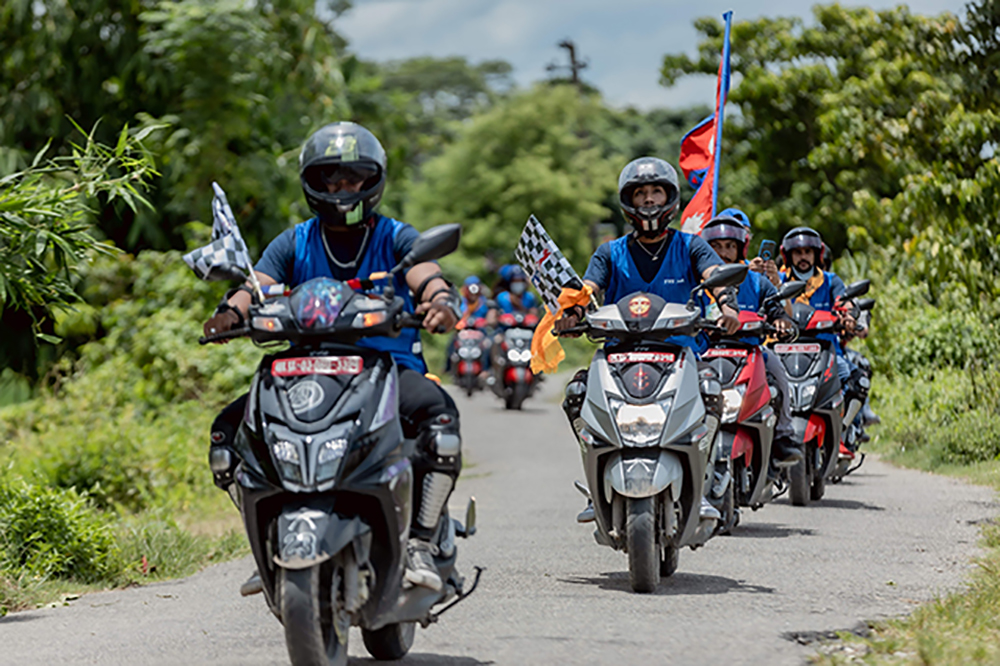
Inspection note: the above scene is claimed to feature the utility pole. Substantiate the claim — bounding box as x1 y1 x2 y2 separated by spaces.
546 39 588 87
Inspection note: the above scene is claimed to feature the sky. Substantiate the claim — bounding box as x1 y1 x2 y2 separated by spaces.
336 0 962 110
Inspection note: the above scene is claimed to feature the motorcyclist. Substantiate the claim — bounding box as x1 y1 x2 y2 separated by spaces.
700 210 803 468
778 227 859 389
494 264 539 316
203 122 462 593
447 276 494 376
554 156 741 523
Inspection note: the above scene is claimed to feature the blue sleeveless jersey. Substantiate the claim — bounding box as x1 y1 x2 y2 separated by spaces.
736 269 763 346
292 215 426 372
605 232 707 353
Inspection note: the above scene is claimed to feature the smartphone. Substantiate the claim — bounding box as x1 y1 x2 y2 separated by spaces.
758 240 777 262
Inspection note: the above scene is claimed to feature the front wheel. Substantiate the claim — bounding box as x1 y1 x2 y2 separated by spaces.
626 496 660 593
788 454 811 507
281 565 349 666
362 622 416 661
811 444 827 501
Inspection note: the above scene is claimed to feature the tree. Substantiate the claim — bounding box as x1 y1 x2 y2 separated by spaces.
405 84 620 278
0 122 158 341
660 5 966 253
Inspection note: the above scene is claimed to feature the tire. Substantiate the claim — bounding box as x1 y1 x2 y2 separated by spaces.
626 496 660 593
660 544 679 577
362 622 416 661
506 383 528 410
715 480 737 536
811 445 827 501
788 455 811 507
280 565 349 666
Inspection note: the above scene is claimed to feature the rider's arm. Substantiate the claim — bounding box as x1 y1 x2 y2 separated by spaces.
553 244 608 333
406 262 460 333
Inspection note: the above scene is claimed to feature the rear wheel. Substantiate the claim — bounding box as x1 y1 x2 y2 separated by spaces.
280 565 349 666
506 383 529 410
362 622 416 661
660 544 679 577
626 496 660 593
788 453 811 507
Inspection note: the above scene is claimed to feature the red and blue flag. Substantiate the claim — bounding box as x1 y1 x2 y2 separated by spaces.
679 11 733 234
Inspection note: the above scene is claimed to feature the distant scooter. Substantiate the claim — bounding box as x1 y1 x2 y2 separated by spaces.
490 312 539 410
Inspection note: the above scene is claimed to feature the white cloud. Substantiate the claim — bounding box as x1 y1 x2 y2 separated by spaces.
338 0 965 110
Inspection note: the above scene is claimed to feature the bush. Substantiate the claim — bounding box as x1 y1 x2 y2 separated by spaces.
0 480 119 583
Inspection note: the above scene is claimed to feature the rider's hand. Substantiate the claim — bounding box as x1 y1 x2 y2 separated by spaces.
203 309 241 344
418 296 459 333
838 311 857 334
717 305 740 335
554 313 582 337
763 259 781 286
748 257 766 274
774 318 794 340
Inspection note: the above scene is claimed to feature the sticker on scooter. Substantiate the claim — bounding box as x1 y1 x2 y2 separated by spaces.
272 356 364 376
773 343 821 354
607 351 675 364
702 348 748 358
628 295 652 317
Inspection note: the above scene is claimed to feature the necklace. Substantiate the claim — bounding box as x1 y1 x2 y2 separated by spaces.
633 232 669 261
322 223 371 269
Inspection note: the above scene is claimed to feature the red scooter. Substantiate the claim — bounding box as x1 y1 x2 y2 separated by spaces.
490 312 539 410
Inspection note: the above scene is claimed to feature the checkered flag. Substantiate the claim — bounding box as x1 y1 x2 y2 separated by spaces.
515 215 583 316
183 182 254 282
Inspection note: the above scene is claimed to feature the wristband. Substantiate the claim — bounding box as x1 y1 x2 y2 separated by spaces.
716 287 738 311
413 272 445 303
214 302 245 328
429 287 462 320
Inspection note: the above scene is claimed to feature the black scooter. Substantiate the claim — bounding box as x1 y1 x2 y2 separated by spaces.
201 225 480 666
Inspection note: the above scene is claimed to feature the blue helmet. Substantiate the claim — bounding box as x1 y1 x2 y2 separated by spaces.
499 264 526 284
717 207 751 228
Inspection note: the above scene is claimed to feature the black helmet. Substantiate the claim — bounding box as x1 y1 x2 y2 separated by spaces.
701 212 751 260
299 122 387 226
780 227 824 268
618 157 680 237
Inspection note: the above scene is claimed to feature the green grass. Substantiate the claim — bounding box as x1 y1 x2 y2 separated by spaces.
811 369 1000 665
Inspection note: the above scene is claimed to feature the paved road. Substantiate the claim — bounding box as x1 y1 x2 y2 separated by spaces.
1 376 996 665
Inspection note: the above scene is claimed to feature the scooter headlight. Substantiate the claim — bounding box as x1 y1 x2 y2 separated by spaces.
316 438 348 482
458 347 471 359
721 386 746 424
609 398 667 447
271 440 303 482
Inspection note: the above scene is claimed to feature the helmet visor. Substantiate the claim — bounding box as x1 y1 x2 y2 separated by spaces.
303 163 379 192
782 233 822 251
701 221 749 245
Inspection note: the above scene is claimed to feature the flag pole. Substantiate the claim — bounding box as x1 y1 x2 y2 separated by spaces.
710 11 733 218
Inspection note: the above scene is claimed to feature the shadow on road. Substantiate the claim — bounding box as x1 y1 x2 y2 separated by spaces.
351 654 494 665
0 613 42 625
729 522 817 539
558 571 775 596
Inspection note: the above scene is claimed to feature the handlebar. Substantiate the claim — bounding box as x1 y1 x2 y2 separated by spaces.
198 326 252 345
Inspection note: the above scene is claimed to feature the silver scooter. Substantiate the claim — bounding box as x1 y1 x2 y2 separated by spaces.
562 264 747 592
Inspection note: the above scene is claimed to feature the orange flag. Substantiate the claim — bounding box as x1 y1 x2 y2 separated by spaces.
530 284 594 374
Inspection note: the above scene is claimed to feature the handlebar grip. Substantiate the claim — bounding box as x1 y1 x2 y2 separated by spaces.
399 313 426 329
198 327 251 345
554 325 588 337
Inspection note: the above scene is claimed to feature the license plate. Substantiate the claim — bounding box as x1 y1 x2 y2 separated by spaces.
607 352 675 364
272 356 364 377
702 348 748 358
774 343 821 354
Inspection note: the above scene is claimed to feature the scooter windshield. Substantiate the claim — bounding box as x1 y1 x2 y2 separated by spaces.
289 278 350 330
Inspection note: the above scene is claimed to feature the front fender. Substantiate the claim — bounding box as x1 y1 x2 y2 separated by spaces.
274 505 371 570
604 449 684 499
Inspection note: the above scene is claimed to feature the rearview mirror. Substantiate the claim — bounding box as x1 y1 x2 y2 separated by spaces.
775 280 807 302
856 297 876 311
702 263 748 290
396 224 463 272
843 279 870 300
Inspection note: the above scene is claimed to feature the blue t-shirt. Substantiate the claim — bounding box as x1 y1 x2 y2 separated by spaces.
583 231 722 291
254 222 420 283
